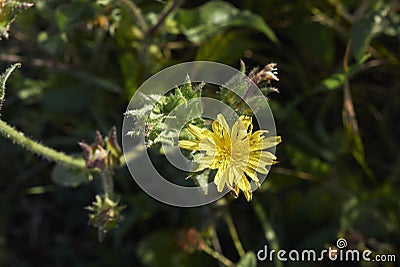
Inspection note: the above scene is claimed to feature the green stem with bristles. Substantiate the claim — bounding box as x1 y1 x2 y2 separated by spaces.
0 119 86 170
0 63 21 111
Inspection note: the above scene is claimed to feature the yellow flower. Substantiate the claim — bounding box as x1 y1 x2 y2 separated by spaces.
179 114 281 201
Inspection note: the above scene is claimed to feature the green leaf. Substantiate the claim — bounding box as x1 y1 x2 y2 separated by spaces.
0 63 21 111
176 1 277 43
51 163 92 187
195 31 254 64
317 58 370 93
55 2 95 31
0 1 33 39
350 2 391 62
119 52 142 95
321 73 345 91
237 252 257 267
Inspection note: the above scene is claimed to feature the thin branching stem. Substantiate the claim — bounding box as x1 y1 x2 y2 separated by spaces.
119 0 148 32
147 0 184 36
224 212 245 258
202 244 235 267
252 198 283 267
342 40 376 184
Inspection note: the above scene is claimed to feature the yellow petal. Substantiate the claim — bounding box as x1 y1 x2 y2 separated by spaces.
250 130 269 140
180 113 280 200
199 138 216 153
249 151 277 166
247 153 271 174
259 136 282 150
228 165 245 187
237 176 252 201
212 114 231 147
239 115 252 132
211 153 226 169
250 136 282 151
243 189 252 201
245 168 259 182
179 140 199 150
214 160 229 192
196 154 215 171
187 124 212 140
258 151 277 163
216 114 230 133
231 117 248 141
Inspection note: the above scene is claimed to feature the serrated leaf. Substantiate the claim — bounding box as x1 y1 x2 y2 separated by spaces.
237 252 257 267
51 164 92 187
179 77 203 100
176 1 277 43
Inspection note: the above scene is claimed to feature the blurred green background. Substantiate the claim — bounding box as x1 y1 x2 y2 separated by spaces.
0 0 399 266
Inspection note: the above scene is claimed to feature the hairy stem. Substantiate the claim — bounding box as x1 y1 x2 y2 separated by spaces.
0 119 86 170
1 63 21 111
101 168 114 196
224 212 245 258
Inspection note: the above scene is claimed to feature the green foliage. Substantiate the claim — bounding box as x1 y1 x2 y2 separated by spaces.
126 77 204 148
237 252 257 267
0 0 33 39
195 31 255 64
54 1 96 31
0 0 399 266
175 1 277 43
350 1 392 62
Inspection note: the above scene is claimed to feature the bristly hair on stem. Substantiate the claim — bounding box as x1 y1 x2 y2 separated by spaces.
0 63 21 112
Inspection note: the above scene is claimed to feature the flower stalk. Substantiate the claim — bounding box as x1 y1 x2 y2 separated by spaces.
252 198 283 267
224 212 245 258
202 245 235 267
0 118 86 170
101 168 114 196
